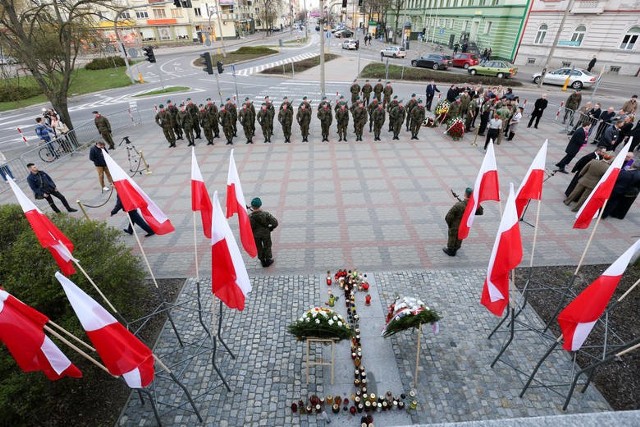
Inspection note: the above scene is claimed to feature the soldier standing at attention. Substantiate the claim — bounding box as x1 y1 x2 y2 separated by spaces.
350 79 361 104
372 103 385 141
225 97 238 137
368 98 379 132
278 102 294 143
352 100 367 142
199 104 214 145
383 81 394 108
373 79 384 103
257 103 272 143
334 95 348 113
405 93 418 131
205 98 219 142
264 96 275 140
297 102 312 142
410 99 426 140
299 96 312 111
185 98 202 139
166 100 183 140
177 104 195 146
443 187 471 256
318 96 331 110
563 89 582 125
249 197 278 268
93 111 115 149
317 103 333 142
387 96 399 131
155 104 176 147
279 96 292 111
390 100 406 140
219 105 235 145
336 103 350 142
238 102 255 144
361 79 373 107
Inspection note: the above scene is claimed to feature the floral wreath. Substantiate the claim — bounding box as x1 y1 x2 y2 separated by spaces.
382 296 441 338
445 117 465 141
434 100 450 124
288 307 352 341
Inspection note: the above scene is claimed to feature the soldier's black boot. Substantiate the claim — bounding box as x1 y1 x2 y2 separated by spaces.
442 248 456 256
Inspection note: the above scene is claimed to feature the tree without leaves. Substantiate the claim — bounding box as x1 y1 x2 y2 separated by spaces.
255 0 282 36
386 0 404 44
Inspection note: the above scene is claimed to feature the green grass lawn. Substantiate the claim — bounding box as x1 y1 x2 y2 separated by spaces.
198 46 278 68
133 86 190 97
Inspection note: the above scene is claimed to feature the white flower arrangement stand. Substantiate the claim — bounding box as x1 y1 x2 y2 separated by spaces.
305 337 336 385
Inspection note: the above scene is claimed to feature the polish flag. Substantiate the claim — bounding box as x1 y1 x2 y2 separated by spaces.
55 272 155 388
7 178 76 276
558 239 640 351
191 148 212 238
458 142 501 240
102 149 174 235
480 184 523 316
574 140 632 229
0 289 82 380
212 191 252 311
515 140 547 219
226 150 257 258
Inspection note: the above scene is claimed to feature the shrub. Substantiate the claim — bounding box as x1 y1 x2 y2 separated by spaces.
234 46 278 54
0 84 42 101
0 204 149 425
85 56 126 70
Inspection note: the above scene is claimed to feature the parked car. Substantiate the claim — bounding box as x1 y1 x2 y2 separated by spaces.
334 29 354 38
342 39 358 50
411 53 451 70
451 52 479 69
380 46 406 58
532 67 597 89
468 60 518 78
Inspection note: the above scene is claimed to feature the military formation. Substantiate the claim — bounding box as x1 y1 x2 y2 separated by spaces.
153 80 434 148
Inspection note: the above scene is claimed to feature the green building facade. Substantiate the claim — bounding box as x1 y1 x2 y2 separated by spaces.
400 0 532 62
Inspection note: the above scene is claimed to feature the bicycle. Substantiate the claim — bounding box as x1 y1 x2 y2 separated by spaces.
119 136 151 176
38 140 63 163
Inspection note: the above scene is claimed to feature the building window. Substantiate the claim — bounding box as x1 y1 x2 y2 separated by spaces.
136 11 149 19
492 0 499 5
171 9 183 18
152 9 166 19
485 21 492 34
571 25 586 46
534 24 547 44
619 26 639 50
463 20 469 31
449 19 454 29
120 11 131 19
194 7 202 16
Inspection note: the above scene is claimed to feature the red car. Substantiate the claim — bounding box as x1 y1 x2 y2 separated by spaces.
451 53 480 69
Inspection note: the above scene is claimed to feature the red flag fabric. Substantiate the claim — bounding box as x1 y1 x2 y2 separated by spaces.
515 140 547 219
573 140 632 229
458 142 501 240
558 239 640 351
191 148 213 238
0 289 82 380
481 184 523 316
212 191 252 310
7 178 76 276
55 272 154 388
226 149 257 258
103 149 175 235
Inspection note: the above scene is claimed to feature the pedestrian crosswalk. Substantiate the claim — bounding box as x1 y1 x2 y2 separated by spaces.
234 52 318 76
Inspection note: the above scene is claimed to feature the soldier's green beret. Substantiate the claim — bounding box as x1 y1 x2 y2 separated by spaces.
251 197 262 208
393 95 398 99
179 104 185 107
465 187 473 196
377 79 381 82
166 100 172 103
206 98 211 101
283 96 288 100
226 97 231 101
365 79 369 82
303 96 308 100
159 104 164 108
322 96 327 100
418 99 423 104
199 104 203 107
411 93 416 97
261 102 266 106
186 97 191 101
386 81 390 84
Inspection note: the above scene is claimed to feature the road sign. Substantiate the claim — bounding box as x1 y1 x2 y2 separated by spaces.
128 48 138 58
439 28 445 35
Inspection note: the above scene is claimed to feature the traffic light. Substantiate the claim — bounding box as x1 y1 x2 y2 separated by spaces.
216 61 224 74
342 0 347 8
143 46 156 63
201 52 213 74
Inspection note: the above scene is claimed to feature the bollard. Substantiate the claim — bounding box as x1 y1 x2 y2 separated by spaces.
555 101 564 121
16 127 29 145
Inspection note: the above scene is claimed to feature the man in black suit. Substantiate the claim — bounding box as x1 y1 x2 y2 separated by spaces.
564 146 606 196
556 123 591 173
425 81 440 111
527 94 548 129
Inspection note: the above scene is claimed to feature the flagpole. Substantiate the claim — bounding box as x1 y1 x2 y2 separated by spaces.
47 320 96 352
617 278 640 303
574 200 608 276
529 200 543 268
72 260 119 314
44 324 112 375
193 212 200 280
413 325 421 390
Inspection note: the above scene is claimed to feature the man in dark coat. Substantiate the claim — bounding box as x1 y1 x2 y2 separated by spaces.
527 94 548 129
26 163 77 213
89 140 113 192
111 195 155 237
556 123 591 173
564 146 606 196
425 81 440 111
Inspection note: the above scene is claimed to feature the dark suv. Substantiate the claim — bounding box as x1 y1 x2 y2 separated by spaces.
411 54 451 70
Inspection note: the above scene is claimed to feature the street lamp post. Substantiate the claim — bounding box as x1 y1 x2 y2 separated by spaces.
209 1 228 58
320 0 326 98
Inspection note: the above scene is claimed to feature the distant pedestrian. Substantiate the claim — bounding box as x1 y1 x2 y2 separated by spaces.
563 89 582 124
555 123 591 173
93 111 115 149
89 140 113 192
453 43 459 54
249 197 278 267
487 48 492 60
485 114 502 150
587 55 597 72
507 107 523 141
111 195 155 237
425 81 440 111
528 94 548 129
0 150 14 182
26 163 77 213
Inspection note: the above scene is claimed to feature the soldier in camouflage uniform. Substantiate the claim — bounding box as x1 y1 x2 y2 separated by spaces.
317 103 333 142
410 99 426 140
443 188 471 256
318 96 331 110
264 96 275 141
238 101 256 144
199 104 214 145
278 102 293 143
350 79 361 104
185 98 201 139
257 103 272 143
166 100 183 140
405 93 418 131
205 98 220 141
296 102 311 142
361 79 373 107
373 79 384 102
225 97 238 137
390 100 406 140
459 91 470 122
448 97 463 119
465 95 479 132
155 104 176 147
335 104 349 142
368 98 380 132
177 104 195 146
299 96 312 111
372 103 386 141
248 197 278 268
93 111 115 149
352 100 367 142
218 105 235 145
334 95 348 113
383 81 393 108
279 96 292 111
387 96 399 131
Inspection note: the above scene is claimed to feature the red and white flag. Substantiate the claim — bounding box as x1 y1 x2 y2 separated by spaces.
515 140 547 219
480 184 523 316
0 289 82 380
191 148 213 238
226 149 257 258
573 140 632 229
558 239 640 351
212 191 252 311
55 272 155 388
103 149 174 235
458 142 501 240
7 178 76 276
